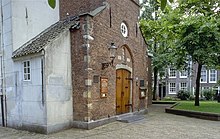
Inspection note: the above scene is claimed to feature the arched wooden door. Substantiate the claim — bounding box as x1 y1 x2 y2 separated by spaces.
116 69 131 114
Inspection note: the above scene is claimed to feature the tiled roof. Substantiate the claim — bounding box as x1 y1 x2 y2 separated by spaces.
12 16 80 58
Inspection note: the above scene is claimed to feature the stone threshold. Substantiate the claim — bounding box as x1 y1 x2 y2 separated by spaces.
72 109 148 129
165 103 220 121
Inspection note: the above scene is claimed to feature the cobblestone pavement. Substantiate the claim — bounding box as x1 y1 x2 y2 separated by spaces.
1 104 220 139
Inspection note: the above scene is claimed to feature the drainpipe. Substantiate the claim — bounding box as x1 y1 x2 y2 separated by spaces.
0 95 4 126
41 49 45 106
0 0 6 127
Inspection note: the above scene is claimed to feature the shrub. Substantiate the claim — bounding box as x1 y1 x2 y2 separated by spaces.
203 89 215 100
177 90 190 100
189 95 195 100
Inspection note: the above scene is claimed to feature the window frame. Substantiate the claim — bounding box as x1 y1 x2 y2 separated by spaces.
169 68 176 78
180 82 187 91
169 82 176 94
23 60 31 81
200 66 207 83
120 22 128 38
209 69 217 83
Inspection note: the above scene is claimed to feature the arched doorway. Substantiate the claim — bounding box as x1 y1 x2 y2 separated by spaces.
116 69 131 114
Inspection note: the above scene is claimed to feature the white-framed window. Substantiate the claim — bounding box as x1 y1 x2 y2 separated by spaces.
23 60 31 81
180 70 187 78
120 22 128 37
169 68 176 78
180 82 187 91
169 83 176 94
209 69 217 83
200 66 207 83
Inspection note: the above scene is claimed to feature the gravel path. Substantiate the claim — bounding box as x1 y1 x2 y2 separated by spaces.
0 104 220 139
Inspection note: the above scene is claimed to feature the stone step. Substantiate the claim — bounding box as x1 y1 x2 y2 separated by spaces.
117 114 145 123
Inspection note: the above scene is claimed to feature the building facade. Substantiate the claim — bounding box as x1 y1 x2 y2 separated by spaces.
158 63 220 99
0 0 151 134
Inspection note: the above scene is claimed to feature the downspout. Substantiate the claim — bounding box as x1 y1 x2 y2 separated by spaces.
0 95 4 126
41 49 45 106
0 0 6 127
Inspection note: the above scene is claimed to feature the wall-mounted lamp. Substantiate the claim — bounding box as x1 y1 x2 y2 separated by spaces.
102 43 117 70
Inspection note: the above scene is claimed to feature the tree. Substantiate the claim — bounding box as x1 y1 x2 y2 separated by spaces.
170 0 220 106
140 2 177 100
140 0 220 105
174 15 220 106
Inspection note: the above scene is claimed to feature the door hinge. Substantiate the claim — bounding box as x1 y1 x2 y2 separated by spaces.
126 77 133 80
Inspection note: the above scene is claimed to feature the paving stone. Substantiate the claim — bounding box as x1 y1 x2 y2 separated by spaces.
0 104 220 139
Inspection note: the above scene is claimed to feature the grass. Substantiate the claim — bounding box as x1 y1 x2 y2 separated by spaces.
174 101 220 114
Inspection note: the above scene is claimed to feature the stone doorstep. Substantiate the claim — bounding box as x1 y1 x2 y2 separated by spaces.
72 109 148 129
165 103 220 121
117 114 145 123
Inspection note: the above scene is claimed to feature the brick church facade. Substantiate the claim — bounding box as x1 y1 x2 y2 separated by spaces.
0 0 151 133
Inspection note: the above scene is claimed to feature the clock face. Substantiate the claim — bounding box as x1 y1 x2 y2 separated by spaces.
48 0 56 9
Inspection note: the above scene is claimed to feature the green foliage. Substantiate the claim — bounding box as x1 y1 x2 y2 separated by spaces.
140 0 220 103
177 90 190 100
160 0 174 11
140 0 158 20
161 0 167 11
189 95 195 100
178 0 219 16
48 0 56 9
175 15 220 67
203 89 215 100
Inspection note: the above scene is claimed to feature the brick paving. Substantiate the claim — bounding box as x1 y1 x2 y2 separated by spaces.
0 104 220 139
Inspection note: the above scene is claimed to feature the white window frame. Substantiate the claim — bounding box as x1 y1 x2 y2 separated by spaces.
169 68 176 78
200 66 207 83
180 82 187 91
179 70 187 78
209 69 217 83
169 83 176 94
120 22 128 37
23 60 31 81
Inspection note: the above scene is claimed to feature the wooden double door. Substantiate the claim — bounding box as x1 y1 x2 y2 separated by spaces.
116 69 131 114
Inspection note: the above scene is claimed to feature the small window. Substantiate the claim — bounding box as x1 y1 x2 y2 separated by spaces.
169 83 176 94
169 68 176 78
209 69 217 83
200 66 207 83
140 80 145 87
180 82 187 91
121 22 128 37
23 60 31 81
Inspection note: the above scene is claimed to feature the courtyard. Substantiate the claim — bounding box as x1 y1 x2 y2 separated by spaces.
0 104 220 139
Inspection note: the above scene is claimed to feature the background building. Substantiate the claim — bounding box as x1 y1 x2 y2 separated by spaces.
158 63 220 99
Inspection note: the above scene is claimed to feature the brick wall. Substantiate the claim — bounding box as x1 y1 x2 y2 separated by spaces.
69 0 149 122
60 0 105 20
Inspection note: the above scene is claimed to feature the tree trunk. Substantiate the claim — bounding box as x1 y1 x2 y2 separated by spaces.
153 67 158 100
195 63 202 106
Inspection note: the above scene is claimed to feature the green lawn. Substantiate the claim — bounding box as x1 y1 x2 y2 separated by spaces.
174 101 220 114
